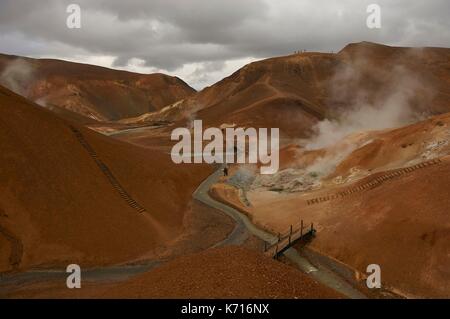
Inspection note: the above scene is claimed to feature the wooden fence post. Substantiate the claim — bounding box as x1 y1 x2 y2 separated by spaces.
311 223 314 232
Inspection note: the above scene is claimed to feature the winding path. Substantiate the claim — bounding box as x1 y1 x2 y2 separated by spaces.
193 167 367 299
1 126 365 299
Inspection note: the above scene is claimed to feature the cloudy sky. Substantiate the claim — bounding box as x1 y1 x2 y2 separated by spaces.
1 0 449 89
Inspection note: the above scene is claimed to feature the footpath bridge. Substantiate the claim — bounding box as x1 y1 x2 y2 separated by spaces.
264 220 316 259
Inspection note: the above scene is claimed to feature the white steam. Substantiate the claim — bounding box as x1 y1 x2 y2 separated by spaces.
300 56 434 178
305 64 431 151
0 59 35 96
187 112 197 129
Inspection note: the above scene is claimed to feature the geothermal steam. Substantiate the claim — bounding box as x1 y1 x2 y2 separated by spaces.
301 58 433 177
305 65 429 150
0 59 35 96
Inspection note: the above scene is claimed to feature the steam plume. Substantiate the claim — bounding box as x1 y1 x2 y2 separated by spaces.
0 59 35 96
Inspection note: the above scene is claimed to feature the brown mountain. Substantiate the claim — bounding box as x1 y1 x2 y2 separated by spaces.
0 84 209 272
2 42 450 299
213 111 450 298
129 42 450 139
5 247 343 299
0 84 343 299
0 53 195 121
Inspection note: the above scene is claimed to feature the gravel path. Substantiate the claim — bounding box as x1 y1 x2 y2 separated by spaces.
0 163 366 299
195 166 367 299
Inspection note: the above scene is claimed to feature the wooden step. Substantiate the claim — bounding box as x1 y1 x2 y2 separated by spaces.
69 125 147 214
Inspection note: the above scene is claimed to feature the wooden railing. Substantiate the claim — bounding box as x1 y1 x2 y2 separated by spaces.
264 220 315 259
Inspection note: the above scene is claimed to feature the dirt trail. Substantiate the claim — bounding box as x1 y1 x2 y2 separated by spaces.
1 125 363 298
194 167 367 299
0 163 237 293
1 163 365 299
230 76 282 115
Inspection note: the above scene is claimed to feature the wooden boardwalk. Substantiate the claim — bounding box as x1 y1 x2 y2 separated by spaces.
307 158 442 206
69 125 146 214
264 220 316 259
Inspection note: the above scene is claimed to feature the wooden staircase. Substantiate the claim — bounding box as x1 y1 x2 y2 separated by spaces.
69 125 146 213
307 158 442 206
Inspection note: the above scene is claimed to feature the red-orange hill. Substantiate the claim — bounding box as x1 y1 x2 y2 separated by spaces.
5 247 344 299
0 84 210 272
0 86 345 299
0 53 196 121
142 42 450 139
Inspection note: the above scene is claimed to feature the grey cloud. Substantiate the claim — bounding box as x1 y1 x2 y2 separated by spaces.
186 60 227 88
0 0 449 88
